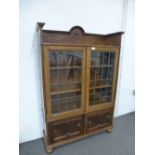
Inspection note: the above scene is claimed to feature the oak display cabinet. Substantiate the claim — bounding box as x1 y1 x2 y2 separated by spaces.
36 22 123 153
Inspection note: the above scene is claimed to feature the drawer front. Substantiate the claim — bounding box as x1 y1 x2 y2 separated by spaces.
85 109 113 133
47 116 84 144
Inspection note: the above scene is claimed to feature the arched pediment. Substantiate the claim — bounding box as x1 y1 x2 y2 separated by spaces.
69 26 85 36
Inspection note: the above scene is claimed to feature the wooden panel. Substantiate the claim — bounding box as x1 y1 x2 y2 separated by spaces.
47 115 84 144
36 23 123 46
44 124 112 153
41 32 122 46
85 109 112 133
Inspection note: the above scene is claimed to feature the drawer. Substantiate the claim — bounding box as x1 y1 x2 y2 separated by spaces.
47 115 84 144
85 109 112 133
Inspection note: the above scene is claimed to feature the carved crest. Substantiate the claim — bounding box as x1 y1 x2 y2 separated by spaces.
69 26 85 36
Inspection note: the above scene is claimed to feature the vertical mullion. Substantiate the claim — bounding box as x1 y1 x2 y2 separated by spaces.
106 52 110 83
106 52 110 102
104 87 107 102
74 52 76 81
73 52 76 108
57 52 61 113
91 51 97 104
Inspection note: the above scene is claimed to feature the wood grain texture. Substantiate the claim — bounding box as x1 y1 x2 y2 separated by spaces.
47 115 84 144
36 22 123 46
41 31 122 46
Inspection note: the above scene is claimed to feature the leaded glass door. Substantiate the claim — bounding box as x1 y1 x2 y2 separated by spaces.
44 46 86 119
86 47 119 112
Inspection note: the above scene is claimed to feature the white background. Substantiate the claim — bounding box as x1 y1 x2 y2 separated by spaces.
1 0 155 155
19 0 135 143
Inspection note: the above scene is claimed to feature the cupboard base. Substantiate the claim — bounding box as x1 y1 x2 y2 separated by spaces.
43 131 54 153
44 125 112 153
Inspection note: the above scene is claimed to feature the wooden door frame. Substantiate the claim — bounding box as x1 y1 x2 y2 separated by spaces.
85 46 120 112
42 45 86 121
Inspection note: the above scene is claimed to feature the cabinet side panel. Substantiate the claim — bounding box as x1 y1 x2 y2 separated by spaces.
40 46 48 120
111 47 121 126
38 30 48 122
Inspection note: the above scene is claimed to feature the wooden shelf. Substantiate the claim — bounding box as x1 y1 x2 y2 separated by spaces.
50 81 81 95
52 95 81 103
50 88 81 95
90 65 113 68
50 80 81 85
50 66 81 70
89 93 111 106
89 81 112 90
90 84 112 90
52 100 81 114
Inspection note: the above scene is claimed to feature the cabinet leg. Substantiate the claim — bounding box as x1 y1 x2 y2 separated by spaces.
107 128 112 133
43 131 54 153
46 146 54 154
44 140 54 153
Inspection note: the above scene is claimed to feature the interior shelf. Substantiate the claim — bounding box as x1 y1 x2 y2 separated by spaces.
49 66 82 70
50 88 81 95
50 82 81 95
50 80 81 85
52 95 81 103
51 93 81 113
90 65 113 68
90 80 112 90
89 87 112 106
90 84 112 90
52 100 81 113
49 69 81 84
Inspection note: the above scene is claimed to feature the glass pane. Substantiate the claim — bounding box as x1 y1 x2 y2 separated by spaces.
89 87 112 106
49 51 82 68
48 50 83 114
51 92 81 114
90 67 114 88
91 52 115 66
89 50 115 106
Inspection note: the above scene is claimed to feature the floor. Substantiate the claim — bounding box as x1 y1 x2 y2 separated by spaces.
19 112 135 155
